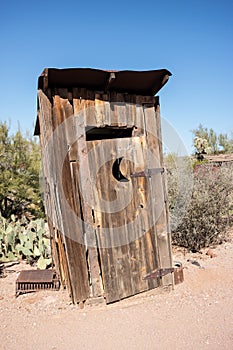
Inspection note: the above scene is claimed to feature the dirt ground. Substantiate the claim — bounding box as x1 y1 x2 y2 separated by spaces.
1 231 233 350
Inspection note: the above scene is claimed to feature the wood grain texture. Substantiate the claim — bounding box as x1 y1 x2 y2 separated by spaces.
73 90 103 298
143 103 173 287
37 86 173 305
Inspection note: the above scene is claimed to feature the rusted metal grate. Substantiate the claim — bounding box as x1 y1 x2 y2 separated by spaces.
16 269 60 296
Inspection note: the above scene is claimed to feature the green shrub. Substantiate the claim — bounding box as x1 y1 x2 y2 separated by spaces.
167 162 233 250
0 122 44 220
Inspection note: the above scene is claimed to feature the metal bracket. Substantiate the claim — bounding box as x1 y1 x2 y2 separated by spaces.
143 267 174 280
130 167 164 178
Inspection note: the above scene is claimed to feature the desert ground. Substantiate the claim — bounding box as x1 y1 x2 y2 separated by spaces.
1 231 233 350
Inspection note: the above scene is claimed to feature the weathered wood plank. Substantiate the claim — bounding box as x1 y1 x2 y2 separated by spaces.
38 90 73 298
56 229 72 291
155 103 173 287
143 103 173 287
109 91 119 126
136 101 160 291
130 136 156 293
73 90 103 298
94 93 104 127
37 91 62 241
68 161 91 299
125 94 136 128
111 138 133 300
120 143 144 296
102 93 111 126
71 159 102 299
115 93 127 127
94 93 112 127
47 218 60 276
52 94 91 303
94 139 120 303
84 89 96 126
119 137 144 296
60 100 92 301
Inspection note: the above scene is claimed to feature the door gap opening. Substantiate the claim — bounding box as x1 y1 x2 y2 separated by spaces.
86 126 134 141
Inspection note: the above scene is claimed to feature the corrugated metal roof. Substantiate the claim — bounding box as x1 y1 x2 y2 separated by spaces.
38 67 172 96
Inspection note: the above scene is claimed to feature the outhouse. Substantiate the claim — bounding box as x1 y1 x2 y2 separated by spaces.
35 67 173 306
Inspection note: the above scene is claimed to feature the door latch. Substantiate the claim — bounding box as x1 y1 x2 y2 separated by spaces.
143 267 174 280
130 167 164 178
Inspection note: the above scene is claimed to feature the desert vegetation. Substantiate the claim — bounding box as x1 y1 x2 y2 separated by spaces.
166 124 233 251
167 161 233 250
0 122 49 267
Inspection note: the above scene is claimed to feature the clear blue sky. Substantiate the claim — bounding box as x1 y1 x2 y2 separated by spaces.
0 0 232 154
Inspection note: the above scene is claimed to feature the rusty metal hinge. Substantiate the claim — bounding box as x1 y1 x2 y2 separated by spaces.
130 167 164 178
143 267 174 280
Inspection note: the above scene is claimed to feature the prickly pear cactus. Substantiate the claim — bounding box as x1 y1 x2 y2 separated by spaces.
0 214 51 268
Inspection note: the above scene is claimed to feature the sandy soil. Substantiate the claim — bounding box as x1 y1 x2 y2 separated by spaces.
1 231 233 350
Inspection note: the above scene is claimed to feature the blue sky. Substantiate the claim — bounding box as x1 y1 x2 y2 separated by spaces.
0 0 232 154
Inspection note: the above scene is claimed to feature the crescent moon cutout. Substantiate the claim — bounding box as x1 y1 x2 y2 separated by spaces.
112 157 129 182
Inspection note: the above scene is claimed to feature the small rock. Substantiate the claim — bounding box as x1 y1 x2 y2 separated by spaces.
206 249 217 258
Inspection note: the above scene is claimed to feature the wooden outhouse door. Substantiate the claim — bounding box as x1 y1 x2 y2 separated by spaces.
75 98 172 303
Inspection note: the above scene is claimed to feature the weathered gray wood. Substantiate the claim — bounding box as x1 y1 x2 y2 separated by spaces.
109 139 133 300
38 85 173 306
94 93 104 127
143 103 173 287
155 103 173 287
73 90 103 298
120 136 145 295
37 91 60 242
56 229 72 291
84 89 96 126
131 133 159 292
102 93 111 126
38 90 73 297
93 139 120 303
109 91 120 126
136 100 160 290
52 93 91 303
125 94 136 127
115 93 127 126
